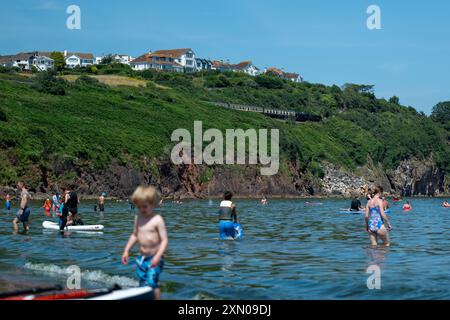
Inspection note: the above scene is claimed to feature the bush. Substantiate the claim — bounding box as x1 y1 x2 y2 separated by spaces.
255 75 285 89
0 108 7 122
32 71 66 95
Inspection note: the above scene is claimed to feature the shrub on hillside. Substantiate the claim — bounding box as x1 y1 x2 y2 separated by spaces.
32 71 66 95
255 75 285 89
75 74 104 87
0 108 7 122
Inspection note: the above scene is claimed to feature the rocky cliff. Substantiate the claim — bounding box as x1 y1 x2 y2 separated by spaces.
2 156 446 199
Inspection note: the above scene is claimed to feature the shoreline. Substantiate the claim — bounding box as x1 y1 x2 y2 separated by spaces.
2 191 449 202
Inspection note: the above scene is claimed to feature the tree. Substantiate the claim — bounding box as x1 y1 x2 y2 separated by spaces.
431 101 450 124
389 96 400 105
100 54 114 64
50 51 66 71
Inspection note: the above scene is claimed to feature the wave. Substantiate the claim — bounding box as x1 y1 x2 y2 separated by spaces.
24 262 138 288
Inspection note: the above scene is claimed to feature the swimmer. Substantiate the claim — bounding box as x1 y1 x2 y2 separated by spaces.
403 201 412 211
442 201 450 208
122 186 168 300
365 186 392 247
261 195 268 205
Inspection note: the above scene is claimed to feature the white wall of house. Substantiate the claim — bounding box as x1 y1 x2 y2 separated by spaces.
131 62 151 70
65 55 81 68
243 64 260 76
32 56 54 71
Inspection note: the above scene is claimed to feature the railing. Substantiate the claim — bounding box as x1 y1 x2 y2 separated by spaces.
207 102 321 122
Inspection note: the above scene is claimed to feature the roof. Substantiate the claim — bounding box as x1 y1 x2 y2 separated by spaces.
265 67 301 80
151 48 193 58
66 52 94 60
0 52 35 63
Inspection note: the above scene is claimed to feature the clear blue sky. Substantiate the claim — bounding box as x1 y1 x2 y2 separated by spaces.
1 0 450 113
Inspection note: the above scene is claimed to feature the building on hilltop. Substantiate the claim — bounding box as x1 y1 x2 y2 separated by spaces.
265 67 303 83
63 50 95 68
212 60 260 76
0 52 54 71
195 58 215 71
131 48 196 72
95 54 135 65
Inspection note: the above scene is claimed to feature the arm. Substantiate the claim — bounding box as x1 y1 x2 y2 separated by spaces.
364 203 369 231
151 217 169 267
379 200 392 230
122 217 138 265
231 204 237 223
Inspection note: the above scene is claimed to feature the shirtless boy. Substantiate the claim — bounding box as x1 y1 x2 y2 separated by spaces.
122 186 168 300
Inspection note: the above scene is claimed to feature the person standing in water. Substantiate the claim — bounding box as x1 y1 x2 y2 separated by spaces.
42 198 52 217
60 187 81 231
365 186 392 247
13 181 31 231
51 192 60 214
122 186 168 300
5 192 12 212
218 191 238 240
98 193 106 213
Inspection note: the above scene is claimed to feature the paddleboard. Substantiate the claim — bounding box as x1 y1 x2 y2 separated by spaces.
42 221 104 231
88 287 153 300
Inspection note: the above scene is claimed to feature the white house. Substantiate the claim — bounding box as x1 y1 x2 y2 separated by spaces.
0 52 54 71
131 48 196 72
265 67 303 83
195 58 215 71
32 55 54 71
64 51 95 68
213 60 260 76
95 54 135 65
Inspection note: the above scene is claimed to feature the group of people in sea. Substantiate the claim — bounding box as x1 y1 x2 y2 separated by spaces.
1 182 109 232
1 181 450 300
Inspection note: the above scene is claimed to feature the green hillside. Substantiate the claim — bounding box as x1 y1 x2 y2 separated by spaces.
0 66 449 192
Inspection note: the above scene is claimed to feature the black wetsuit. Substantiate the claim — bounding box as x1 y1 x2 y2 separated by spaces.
60 191 80 230
350 199 362 211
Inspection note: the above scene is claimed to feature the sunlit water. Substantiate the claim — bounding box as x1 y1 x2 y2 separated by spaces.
0 198 449 299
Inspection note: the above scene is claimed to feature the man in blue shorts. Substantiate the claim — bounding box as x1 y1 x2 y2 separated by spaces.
13 181 31 231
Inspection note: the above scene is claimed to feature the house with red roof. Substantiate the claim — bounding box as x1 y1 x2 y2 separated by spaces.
265 67 303 83
130 48 196 72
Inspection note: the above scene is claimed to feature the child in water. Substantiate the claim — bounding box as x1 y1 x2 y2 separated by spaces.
5 193 11 211
122 186 168 300
365 186 392 247
42 198 52 217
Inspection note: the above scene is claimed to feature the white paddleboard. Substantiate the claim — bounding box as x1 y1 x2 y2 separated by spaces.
87 287 153 300
42 221 104 231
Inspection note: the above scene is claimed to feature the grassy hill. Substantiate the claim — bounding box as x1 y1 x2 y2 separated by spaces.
0 66 449 195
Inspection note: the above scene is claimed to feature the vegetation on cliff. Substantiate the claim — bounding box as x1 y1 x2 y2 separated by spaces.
0 65 449 193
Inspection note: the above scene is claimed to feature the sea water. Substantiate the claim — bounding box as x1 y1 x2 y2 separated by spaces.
0 198 449 299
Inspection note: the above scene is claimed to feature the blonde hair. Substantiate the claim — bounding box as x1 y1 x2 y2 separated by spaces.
131 186 161 207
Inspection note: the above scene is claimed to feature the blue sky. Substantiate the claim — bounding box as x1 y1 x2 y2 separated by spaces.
1 0 450 113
